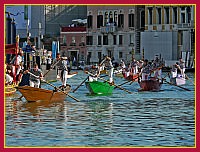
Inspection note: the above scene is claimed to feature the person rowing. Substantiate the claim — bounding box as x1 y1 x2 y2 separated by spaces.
99 56 114 84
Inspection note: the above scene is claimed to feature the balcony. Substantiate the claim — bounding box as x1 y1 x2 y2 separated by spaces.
177 23 192 29
100 24 117 34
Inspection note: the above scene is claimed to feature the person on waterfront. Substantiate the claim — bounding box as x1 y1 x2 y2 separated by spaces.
60 57 69 88
99 56 114 84
46 55 52 70
176 58 185 78
29 63 43 88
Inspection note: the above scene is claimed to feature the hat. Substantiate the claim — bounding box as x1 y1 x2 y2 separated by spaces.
62 57 68 60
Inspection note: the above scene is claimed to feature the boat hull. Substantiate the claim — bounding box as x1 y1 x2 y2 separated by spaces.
85 81 115 95
123 73 138 82
170 75 186 86
17 86 70 102
139 79 162 91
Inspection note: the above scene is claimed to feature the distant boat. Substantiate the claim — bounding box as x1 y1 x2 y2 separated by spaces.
17 86 70 102
138 78 162 91
85 81 115 95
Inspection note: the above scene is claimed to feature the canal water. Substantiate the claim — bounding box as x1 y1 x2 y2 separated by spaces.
5 71 195 147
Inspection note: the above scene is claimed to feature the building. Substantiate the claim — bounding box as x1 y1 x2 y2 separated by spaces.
141 5 195 68
59 21 87 62
86 6 145 64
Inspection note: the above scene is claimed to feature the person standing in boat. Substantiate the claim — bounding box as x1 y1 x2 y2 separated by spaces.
140 59 152 81
130 58 139 75
53 53 62 79
46 55 52 70
176 58 185 78
88 64 100 82
152 55 163 79
99 56 114 84
29 63 43 88
60 57 69 88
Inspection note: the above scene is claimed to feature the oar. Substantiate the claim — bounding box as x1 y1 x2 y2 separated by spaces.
86 71 132 94
43 59 60 77
162 78 191 91
72 76 89 93
28 72 80 102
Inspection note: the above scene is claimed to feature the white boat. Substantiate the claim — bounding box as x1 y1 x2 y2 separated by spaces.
170 74 186 86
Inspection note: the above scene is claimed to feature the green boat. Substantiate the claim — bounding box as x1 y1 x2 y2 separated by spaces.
85 81 115 95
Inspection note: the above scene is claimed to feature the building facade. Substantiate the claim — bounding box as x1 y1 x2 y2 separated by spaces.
86 6 145 64
59 26 87 62
141 5 195 67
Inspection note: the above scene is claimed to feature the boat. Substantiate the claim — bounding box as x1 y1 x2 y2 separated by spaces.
138 77 162 91
5 86 17 96
123 73 139 82
16 85 70 102
85 81 115 95
170 74 186 86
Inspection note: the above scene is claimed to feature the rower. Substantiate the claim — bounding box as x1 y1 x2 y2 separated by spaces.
29 63 43 88
99 56 114 84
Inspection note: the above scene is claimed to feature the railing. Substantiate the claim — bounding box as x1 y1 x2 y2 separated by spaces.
100 24 117 33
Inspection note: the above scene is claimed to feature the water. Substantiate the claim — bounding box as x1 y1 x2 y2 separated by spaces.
5 71 195 147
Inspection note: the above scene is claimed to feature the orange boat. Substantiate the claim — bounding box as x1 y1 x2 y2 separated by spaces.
17 86 70 102
123 73 139 82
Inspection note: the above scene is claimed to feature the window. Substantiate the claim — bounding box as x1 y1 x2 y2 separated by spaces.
72 36 75 43
114 11 118 25
113 35 116 45
87 15 93 28
97 15 103 28
119 52 123 58
140 10 145 28
118 14 124 28
103 35 108 45
119 35 123 45
130 34 134 45
148 8 153 25
104 12 109 26
173 7 178 24
86 36 93 45
128 14 134 27
165 7 170 24
187 6 191 23
98 35 102 45
109 11 113 23
181 13 186 23
157 8 162 24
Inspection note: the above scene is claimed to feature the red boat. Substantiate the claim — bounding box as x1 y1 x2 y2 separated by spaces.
123 73 139 82
138 77 162 91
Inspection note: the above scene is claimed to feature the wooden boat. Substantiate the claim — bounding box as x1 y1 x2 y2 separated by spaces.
170 74 186 86
123 73 139 82
5 86 17 96
85 81 115 95
138 77 162 91
16 86 70 102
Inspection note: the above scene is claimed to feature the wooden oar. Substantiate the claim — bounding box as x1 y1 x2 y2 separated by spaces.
43 59 60 77
72 76 89 93
28 72 80 102
86 71 132 94
162 78 191 91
